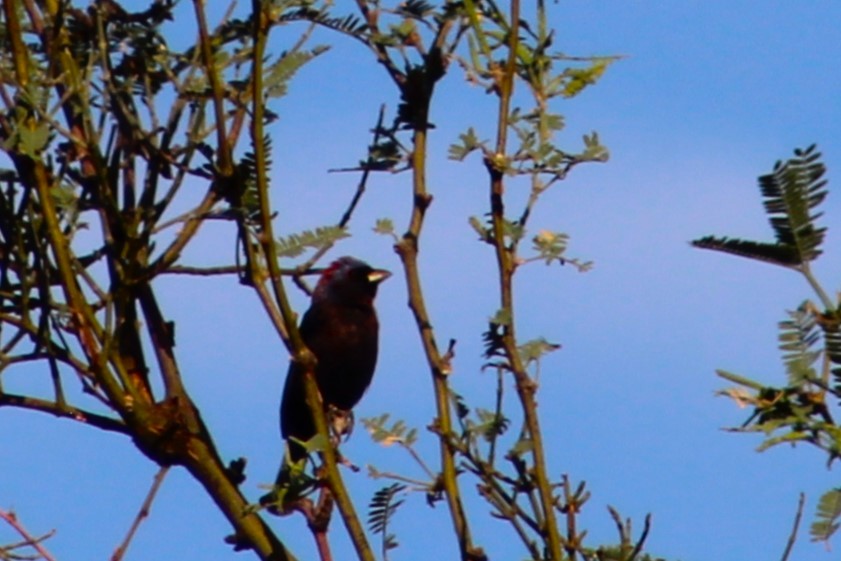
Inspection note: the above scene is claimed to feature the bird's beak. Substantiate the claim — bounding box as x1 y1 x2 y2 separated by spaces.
368 269 391 284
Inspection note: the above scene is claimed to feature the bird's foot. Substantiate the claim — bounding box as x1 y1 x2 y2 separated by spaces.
337 452 360 472
327 405 355 442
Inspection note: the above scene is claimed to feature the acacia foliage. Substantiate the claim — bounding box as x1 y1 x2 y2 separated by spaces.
0 2 663 561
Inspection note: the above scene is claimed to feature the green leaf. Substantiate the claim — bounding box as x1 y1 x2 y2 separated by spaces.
691 236 801 267
368 483 406 553
468 215 491 242
561 59 610 98
292 433 328 454
303 12 367 37
361 414 418 446
366 139 402 170
276 226 349 258
532 229 569 264
489 308 511 326
448 127 482 161
509 437 534 457
502 218 525 243
50 183 78 210
582 131 609 162
9 123 51 157
389 19 416 43
518 337 561 365
826 327 841 366
542 112 564 132
811 488 841 545
482 322 506 360
693 145 828 268
373 217 395 236
759 145 827 262
397 1 436 18
264 45 330 99
716 369 766 391
777 303 821 384
475 408 510 441
755 429 811 451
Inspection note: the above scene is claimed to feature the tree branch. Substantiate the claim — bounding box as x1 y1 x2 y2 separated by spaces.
0 392 127 434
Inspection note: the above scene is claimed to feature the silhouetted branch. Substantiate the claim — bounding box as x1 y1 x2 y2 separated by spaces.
780 493 805 561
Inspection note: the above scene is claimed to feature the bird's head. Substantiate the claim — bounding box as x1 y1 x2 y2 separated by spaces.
313 256 391 306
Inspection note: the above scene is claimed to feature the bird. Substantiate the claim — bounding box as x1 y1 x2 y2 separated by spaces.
279 256 391 467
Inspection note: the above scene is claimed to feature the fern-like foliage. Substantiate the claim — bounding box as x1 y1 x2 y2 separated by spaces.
397 0 436 19
264 45 330 99
275 226 349 258
811 488 841 545
368 483 406 560
308 12 368 38
778 303 821 384
692 145 828 268
474 408 510 442
691 236 802 267
761 144 827 260
482 321 506 360
715 304 838 451
362 413 418 446
825 327 841 397
236 134 273 224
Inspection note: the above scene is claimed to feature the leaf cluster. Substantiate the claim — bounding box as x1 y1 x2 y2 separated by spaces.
367 483 407 559
0 2 341 559
698 146 841 548
693 144 827 268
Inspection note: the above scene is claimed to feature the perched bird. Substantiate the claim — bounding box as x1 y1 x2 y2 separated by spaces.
280 256 391 465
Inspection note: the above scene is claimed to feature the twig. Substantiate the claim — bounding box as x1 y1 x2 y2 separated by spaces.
111 466 171 561
0 393 127 434
353 0 406 88
164 265 323 277
293 492 335 561
367 469 431 489
461 457 541 533
482 488 540 559
627 513 652 561
488 367 504 465
297 103 388 278
337 104 386 230
399 442 437 481
313 528 332 561
607 505 626 543
780 493 805 561
164 265 243 276
0 508 57 561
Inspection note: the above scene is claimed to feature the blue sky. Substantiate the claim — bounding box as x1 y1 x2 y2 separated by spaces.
2 2 841 560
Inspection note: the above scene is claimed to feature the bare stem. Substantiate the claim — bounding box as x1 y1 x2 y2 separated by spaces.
0 508 57 561
800 265 835 311
397 114 481 561
111 466 171 561
780 493 805 561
